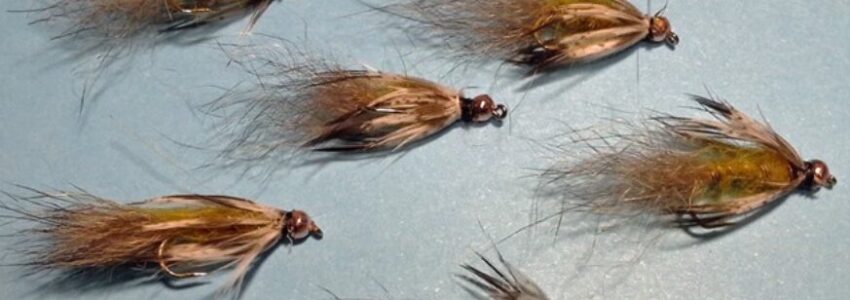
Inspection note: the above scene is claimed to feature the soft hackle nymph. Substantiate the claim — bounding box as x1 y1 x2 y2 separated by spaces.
208 42 507 169
541 95 836 230
20 0 276 39
0 187 322 296
459 252 550 300
13 0 279 109
398 0 678 72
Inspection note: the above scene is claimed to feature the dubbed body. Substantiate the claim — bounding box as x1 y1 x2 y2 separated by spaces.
623 141 794 212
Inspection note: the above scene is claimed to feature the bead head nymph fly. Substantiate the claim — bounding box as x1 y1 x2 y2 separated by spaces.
395 0 681 71
209 41 511 160
539 95 837 230
0 190 324 296
460 94 509 123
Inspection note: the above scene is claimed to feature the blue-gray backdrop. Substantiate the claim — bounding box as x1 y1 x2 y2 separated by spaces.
0 1 847 299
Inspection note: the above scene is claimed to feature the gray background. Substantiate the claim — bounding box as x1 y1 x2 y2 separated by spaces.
0 1 848 299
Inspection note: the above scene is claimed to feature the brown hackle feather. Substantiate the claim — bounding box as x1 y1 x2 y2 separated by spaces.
538 95 835 231
0 186 322 297
22 0 274 40
390 0 678 72
459 252 550 300
205 41 506 171
12 0 275 109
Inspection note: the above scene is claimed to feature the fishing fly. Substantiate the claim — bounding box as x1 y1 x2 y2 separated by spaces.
209 43 507 168
541 95 836 230
21 0 276 37
12 0 279 109
0 187 322 296
459 252 550 300
399 0 678 72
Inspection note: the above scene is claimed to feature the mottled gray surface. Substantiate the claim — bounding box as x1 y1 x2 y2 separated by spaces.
0 1 848 299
